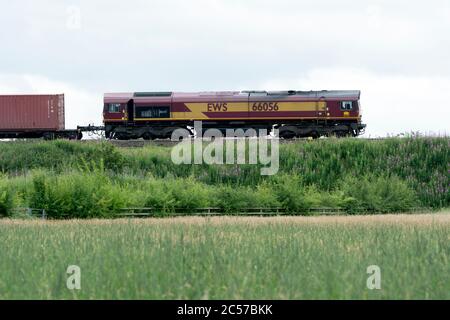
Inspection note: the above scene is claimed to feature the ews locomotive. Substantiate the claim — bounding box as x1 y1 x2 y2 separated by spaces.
103 90 365 139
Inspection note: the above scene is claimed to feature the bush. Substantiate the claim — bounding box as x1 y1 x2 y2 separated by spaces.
302 186 352 209
0 136 446 218
96 142 125 171
0 170 427 218
215 185 258 212
268 174 312 213
142 180 177 213
29 170 130 218
340 175 418 213
0 137 448 209
0 178 15 217
142 177 212 212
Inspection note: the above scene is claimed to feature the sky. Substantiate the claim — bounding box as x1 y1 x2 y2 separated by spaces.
0 0 449 137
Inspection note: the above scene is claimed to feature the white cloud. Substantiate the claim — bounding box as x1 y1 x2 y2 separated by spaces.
261 68 450 137
0 1 449 136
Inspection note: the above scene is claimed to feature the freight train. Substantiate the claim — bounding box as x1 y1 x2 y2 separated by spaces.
0 90 366 140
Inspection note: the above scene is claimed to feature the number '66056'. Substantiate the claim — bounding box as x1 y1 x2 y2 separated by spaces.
252 102 279 111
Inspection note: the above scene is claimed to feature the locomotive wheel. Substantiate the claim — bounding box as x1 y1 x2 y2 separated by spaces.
142 132 154 140
310 131 319 139
279 131 295 139
115 133 128 140
332 130 351 138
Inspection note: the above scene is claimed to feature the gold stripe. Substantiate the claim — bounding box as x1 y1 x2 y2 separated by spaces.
133 116 360 121
275 101 326 111
181 101 326 119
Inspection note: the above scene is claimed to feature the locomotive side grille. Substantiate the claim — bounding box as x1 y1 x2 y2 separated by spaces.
134 92 172 97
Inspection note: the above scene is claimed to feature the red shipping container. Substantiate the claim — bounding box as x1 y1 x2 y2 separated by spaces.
0 94 65 131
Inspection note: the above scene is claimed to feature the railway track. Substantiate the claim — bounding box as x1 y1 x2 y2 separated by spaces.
0 137 390 147
106 137 387 148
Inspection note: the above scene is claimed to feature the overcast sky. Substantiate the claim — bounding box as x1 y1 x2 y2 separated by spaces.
1 0 449 136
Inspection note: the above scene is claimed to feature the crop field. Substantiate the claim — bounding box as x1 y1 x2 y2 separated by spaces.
0 213 449 299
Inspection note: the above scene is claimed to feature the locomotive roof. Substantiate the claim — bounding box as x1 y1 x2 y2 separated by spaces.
104 90 360 100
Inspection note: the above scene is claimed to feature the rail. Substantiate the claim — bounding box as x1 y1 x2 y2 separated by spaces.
11 206 433 219
118 207 346 216
11 208 47 219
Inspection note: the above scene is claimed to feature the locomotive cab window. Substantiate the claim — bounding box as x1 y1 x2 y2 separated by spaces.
341 101 353 111
108 103 121 113
135 106 170 118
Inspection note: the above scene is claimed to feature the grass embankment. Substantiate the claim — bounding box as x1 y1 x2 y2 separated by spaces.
0 137 448 218
0 214 448 299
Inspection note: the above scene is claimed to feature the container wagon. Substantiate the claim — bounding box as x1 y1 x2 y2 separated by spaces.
0 94 82 139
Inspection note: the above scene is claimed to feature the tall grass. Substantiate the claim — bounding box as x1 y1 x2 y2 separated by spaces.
0 177 15 216
0 137 448 217
0 217 448 299
0 140 124 174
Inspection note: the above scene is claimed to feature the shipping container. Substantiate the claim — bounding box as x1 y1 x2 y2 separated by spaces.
0 94 65 131
0 94 81 139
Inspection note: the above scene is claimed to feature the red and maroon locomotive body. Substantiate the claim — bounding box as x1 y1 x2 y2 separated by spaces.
103 90 365 139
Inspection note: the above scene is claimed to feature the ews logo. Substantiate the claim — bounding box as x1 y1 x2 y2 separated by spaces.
207 102 228 112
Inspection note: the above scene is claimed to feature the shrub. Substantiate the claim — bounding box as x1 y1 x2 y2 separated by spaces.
142 177 212 212
170 177 212 210
141 179 176 213
302 186 351 209
215 185 258 212
0 137 446 218
340 175 418 213
267 174 312 213
0 137 448 209
29 170 130 218
0 178 15 217
97 142 125 171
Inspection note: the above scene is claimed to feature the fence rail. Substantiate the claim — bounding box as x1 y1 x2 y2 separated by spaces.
12 207 47 219
117 207 348 217
12 206 434 219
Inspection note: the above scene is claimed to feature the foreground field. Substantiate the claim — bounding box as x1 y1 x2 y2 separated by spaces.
0 213 449 299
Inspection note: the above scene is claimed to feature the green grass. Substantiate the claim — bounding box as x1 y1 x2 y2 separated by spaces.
0 215 448 299
0 137 448 218
1 138 447 300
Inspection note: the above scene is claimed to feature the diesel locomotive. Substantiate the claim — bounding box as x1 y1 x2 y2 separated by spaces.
103 90 366 140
